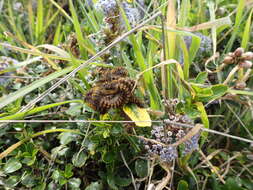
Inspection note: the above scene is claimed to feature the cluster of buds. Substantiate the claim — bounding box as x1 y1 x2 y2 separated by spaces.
223 47 253 69
142 111 200 162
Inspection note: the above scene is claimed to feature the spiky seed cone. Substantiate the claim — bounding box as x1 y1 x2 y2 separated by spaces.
234 47 244 57
223 56 234 64
239 60 253 69
242 52 253 60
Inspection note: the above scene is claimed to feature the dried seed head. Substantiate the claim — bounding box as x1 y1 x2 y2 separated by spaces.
242 52 253 61
235 82 246 90
239 60 253 69
234 47 244 57
223 56 234 64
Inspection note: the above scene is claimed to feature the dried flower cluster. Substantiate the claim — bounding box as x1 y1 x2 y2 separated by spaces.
223 47 253 68
84 67 143 114
61 33 80 58
143 99 200 162
42 33 80 67
95 0 142 44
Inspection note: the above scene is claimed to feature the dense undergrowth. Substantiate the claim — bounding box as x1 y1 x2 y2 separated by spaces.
0 0 253 189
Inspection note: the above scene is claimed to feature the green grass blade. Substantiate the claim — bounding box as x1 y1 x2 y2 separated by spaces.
225 0 246 53
241 9 253 49
178 0 190 27
27 0 35 43
208 1 217 56
53 21 63 45
35 0 44 43
49 0 73 22
0 100 83 120
7 0 26 42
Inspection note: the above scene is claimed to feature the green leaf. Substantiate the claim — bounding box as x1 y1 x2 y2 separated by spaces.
241 179 253 190
135 159 148 178
115 176 132 187
177 180 189 190
33 183 46 190
0 66 73 110
3 158 22 174
59 132 77 145
64 164 74 179
21 174 36 188
225 178 244 190
102 151 116 164
192 84 213 99
199 84 228 102
107 174 118 190
85 181 103 190
68 178 81 189
195 72 208 84
65 103 82 116
72 151 88 167
52 170 61 181
4 176 20 187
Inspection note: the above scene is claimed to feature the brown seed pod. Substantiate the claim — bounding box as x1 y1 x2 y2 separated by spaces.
234 47 244 57
235 82 246 90
223 56 234 64
239 60 253 69
242 52 253 60
228 52 235 57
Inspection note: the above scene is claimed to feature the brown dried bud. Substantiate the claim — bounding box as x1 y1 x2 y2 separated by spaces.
242 52 253 60
223 56 234 64
239 60 253 69
234 47 244 57
228 52 234 57
235 82 246 90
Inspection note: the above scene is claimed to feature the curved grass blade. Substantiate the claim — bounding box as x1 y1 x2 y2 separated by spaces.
0 100 83 120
